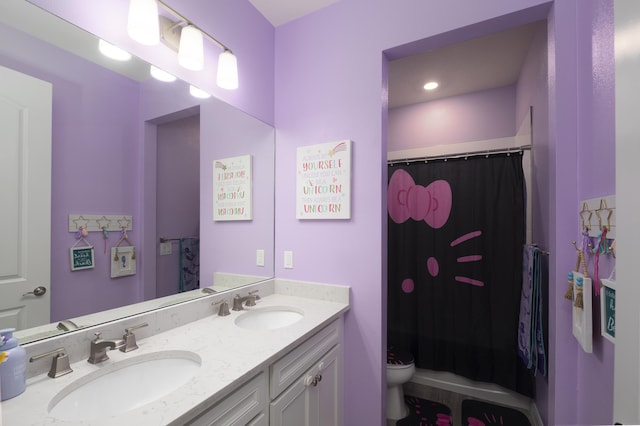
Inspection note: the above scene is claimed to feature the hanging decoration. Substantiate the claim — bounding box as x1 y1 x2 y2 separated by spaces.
600 267 616 343
110 228 137 278
69 226 95 271
572 271 593 353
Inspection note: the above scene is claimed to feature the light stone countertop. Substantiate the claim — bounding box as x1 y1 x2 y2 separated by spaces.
2 292 349 425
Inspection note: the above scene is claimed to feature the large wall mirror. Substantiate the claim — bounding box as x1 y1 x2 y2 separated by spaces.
0 0 275 344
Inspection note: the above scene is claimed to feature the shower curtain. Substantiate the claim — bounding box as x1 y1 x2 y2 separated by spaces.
387 153 534 397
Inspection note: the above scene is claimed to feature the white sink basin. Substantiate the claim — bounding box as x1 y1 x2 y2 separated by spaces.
235 306 303 330
48 350 201 421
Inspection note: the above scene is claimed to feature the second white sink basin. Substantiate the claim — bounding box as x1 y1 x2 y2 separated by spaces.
48 350 201 421
235 306 303 330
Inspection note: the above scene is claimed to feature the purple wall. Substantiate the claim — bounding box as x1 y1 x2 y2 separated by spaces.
198 99 275 286
0 24 143 321
155 115 200 297
544 1 615 424
274 1 553 424
574 1 615 424
515 21 553 423
388 85 517 151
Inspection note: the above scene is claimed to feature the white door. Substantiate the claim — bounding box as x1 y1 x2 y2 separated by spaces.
0 65 52 330
615 1 640 423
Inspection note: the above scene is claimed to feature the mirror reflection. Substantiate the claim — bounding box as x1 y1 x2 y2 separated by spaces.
0 0 275 344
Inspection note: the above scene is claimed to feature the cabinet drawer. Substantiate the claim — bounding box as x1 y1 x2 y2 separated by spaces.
270 318 342 398
185 372 268 426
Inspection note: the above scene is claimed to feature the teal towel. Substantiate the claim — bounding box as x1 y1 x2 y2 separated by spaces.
518 245 547 376
178 237 200 292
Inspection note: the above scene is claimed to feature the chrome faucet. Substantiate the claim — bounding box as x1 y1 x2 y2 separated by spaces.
232 290 260 311
87 333 125 364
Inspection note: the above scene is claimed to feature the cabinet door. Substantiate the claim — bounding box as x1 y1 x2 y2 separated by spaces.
185 372 268 426
315 344 342 426
270 344 342 426
270 373 315 426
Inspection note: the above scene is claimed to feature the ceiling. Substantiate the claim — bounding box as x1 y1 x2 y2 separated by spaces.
387 22 543 109
249 0 339 27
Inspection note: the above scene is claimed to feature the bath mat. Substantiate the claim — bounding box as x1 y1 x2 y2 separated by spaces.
461 399 531 426
396 396 452 426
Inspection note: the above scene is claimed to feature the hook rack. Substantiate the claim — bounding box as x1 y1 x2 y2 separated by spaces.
578 196 616 239
68 214 133 232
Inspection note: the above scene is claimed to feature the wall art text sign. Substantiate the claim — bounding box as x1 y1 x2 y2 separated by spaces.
213 155 252 221
70 246 95 271
296 140 352 219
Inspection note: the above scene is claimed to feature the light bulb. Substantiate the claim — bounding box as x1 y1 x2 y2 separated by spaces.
189 85 210 99
98 39 132 61
127 0 159 46
179 25 204 71
150 65 176 82
217 50 238 90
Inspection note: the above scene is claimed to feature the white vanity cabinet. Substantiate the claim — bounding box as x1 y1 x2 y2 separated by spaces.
269 319 343 426
183 372 269 426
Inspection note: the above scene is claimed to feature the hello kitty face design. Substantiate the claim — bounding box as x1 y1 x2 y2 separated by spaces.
388 169 484 293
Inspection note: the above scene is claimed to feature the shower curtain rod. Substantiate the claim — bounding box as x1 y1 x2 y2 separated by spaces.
388 144 532 165
159 236 198 242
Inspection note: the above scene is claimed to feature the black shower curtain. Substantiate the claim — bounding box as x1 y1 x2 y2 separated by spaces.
387 153 533 397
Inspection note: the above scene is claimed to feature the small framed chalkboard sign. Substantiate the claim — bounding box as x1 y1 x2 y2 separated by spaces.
70 246 95 271
600 278 616 343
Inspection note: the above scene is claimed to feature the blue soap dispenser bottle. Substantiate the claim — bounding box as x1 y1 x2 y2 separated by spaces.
0 328 27 400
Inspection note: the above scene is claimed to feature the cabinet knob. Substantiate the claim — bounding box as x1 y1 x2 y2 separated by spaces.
304 375 316 387
304 374 323 387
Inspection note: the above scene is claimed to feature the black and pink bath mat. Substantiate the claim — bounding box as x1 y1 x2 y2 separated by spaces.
461 399 531 426
396 396 453 426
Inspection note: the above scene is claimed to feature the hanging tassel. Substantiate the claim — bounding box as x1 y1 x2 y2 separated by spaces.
574 276 584 309
565 271 574 300
578 248 588 278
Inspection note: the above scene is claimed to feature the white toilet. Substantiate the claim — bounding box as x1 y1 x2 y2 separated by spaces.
386 346 415 420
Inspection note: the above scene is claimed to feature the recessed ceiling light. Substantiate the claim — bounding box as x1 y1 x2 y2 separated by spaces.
423 81 439 91
98 39 131 61
150 65 176 82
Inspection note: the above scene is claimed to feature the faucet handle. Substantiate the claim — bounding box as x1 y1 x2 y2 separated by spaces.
92 332 102 341
232 294 244 311
213 299 230 316
29 347 73 378
124 322 148 335
245 289 260 307
120 323 148 353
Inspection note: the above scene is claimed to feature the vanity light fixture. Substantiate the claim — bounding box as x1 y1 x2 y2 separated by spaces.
217 49 239 90
189 85 211 99
423 81 439 90
127 0 239 89
98 39 132 61
127 0 160 46
178 25 204 71
150 65 176 82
